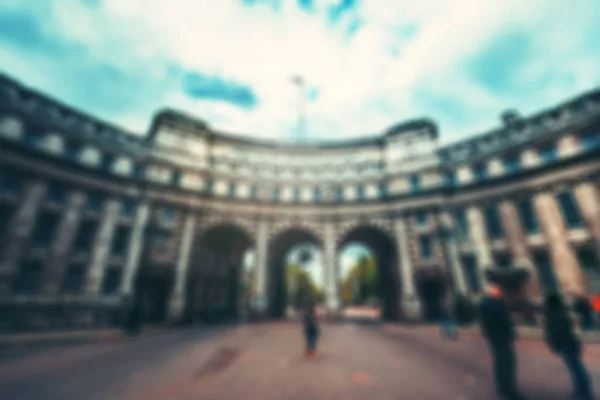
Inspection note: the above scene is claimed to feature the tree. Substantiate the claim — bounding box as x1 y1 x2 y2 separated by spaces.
340 255 379 305
286 264 322 308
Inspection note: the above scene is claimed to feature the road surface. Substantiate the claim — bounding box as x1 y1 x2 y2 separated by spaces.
1 322 599 399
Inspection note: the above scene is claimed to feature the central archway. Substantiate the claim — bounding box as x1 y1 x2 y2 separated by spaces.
267 228 323 319
337 225 401 321
186 223 254 323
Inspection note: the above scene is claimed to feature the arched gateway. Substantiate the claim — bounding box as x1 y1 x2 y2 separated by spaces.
1 74 599 331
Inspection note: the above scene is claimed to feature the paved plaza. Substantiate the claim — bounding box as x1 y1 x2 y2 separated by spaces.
1 322 600 400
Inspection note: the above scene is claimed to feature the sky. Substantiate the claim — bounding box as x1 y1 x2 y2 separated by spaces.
1 0 599 143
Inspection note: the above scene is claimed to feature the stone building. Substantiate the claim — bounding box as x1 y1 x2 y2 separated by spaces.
0 73 599 331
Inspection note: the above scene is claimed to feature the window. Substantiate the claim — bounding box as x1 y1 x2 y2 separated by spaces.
503 154 521 174
516 199 539 234
473 163 487 182
13 261 43 294
228 182 235 198
205 179 213 194
31 212 60 248
556 191 583 228
461 256 481 293
416 211 428 226
63 139 81 160
59 264 86 294
46 183 68 204
23 127 42 146
538 143 558 163
111 226 130 256
293 188 300 203
152 232 171 250
483 205 504 239
419 236 433 259
581 130 600 151
336 186 344 201
357 185 365 201
0 173 23 196
494 253 512 269
171 169 181 186
250 185 257 199
273 187 280 201
576 246 600 274
161 207 175 223
100 153 115 171
121 200 135 218
86 192 104 212
410 175 421 192
454 210 469 239
313 187 320 202
74 220 98 251
379 182 388 198
444 170 457 187
132 163 144 180
101 268 122 295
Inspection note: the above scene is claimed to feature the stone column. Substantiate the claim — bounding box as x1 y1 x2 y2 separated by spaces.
85 199 121 295
574 182 600 250
439 212 468 295
253 218 269 313
323 220 339 313
466 205 492 290
394 216 420 320
534 192 586 296
42 191 87 294
119 202 150 297
167 212 196 322
0 181 46 295
499 200 540 297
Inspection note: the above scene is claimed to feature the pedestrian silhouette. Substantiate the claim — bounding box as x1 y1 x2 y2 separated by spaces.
544 293 595 400
479 285 528 400
303 303 320 359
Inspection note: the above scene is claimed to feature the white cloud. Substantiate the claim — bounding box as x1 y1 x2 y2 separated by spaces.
1 0 598 142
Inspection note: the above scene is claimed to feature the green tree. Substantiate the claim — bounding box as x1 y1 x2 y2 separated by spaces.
340 255 379 305
286 264 322 308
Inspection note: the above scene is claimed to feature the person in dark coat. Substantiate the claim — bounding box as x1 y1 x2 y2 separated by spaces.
303 304 320 359
479 286 527 400
544 294 594 400
573 296 595 331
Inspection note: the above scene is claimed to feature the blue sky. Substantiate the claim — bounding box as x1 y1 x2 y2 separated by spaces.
0 0 599 142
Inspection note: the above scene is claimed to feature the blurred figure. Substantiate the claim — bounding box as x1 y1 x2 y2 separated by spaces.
439 292 458 340
303 303 320 359
479 285 528 400
573 296 596 331
544 294 594 400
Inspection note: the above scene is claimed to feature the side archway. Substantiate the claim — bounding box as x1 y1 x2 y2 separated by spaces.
337 225 401 321
185 223 254 323
267 228 323 318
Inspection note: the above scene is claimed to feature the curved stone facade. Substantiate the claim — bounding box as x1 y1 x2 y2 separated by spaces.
1 73 599 330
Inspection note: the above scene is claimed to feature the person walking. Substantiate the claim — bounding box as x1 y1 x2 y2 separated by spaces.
544 293 594 400
479 285 528 400
303 303 320 359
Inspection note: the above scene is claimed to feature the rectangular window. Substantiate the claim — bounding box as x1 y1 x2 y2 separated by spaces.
64 139 82 161
293 188 300 203
86 192 104 212
410 175 421 192
419 236 432 259
132 163 144 180
484 205 504 239
312 187 319 202
23 128 42 146
379 182 388 198
101 268 122 295
576 246 600 275
228 182 235 198
336 186 344 201
13 261 43 294
100 153 115 171
581 130 600 151
0 171 23 196
416 211 428 226
444 170 457 187
461 256 480 293
516 199 539 234
111 226 130 256
473 163 487 182
454 210 469 239
494 253 512 269
273 187 280 201
357 185 365 201
121 200 135 218
556 191 583 228
59 264 86 294
161 207 175 223
539 143 558 163
74 220 98 252
250 185 257 199
503 155 521 174
31 212 61 248
205 179 213 194
171 169 181 186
